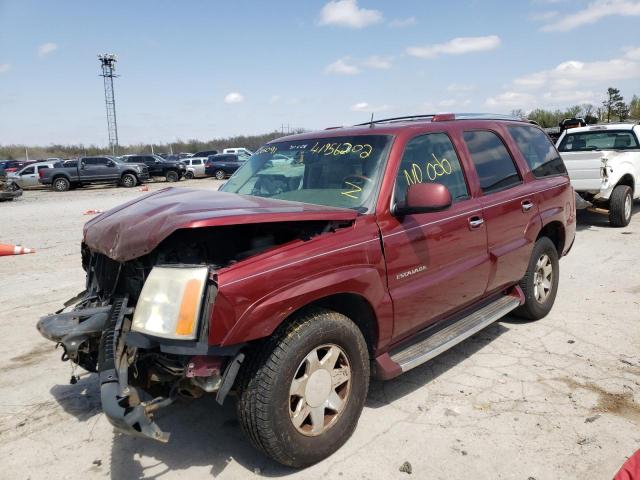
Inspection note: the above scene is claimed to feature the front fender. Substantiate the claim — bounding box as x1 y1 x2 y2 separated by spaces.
217 265 391 348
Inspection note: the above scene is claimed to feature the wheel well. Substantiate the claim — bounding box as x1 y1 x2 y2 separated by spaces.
288 293 378 357
616 174 634 193
537 221 565 255
122 171 137 177
52 174 68 181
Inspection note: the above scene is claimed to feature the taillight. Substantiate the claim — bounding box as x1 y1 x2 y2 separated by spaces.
39 169 45 179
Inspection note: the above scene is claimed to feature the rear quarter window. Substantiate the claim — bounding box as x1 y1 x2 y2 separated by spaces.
508 126 567 178
463 130 522 194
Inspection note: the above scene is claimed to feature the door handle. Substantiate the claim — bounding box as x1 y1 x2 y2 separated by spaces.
521 200 534 212
468 216 484 229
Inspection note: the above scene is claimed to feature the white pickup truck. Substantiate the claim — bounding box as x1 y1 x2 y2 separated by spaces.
556 122 640 227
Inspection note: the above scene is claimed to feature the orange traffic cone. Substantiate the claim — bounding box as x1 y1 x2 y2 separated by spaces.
0 244 36 256
83 209 104 215
139 185 149 192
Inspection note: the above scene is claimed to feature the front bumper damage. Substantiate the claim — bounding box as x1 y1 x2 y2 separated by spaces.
38 295 174 442
37 289 245 443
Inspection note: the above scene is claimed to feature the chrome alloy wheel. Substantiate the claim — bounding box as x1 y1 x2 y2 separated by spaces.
533 253 553 304
289 344 351 436
624 193 632 222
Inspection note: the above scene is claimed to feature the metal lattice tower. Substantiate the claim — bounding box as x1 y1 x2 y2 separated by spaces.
98 54 119 154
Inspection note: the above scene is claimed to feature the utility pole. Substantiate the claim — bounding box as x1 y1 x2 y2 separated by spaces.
98 54 119 155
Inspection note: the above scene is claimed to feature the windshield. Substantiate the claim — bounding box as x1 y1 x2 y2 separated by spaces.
221 135 392 213
559 130 639 152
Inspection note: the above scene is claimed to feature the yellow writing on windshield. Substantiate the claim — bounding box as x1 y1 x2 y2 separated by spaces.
256 145 278 155
310 142 373 159
341 181 363 199
403 154 453 185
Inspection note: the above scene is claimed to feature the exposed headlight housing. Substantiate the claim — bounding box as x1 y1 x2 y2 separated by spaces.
132 266 209 340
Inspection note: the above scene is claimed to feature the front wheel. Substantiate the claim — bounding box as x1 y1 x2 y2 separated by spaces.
237 308 369 468
513 237 559 320
184 171 194 180
609 185 633 227
121 173 137 188
214 169 226 180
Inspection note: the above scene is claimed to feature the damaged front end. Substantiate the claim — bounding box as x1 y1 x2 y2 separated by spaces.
36 217 340 442
36 249 236 442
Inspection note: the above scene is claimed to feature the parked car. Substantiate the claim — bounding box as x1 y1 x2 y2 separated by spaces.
556 122 640 227
222 147 253 156
0 160 33 173
191 149 218 158
205 153 247 179
0 169 22 201
37 113 575 468
39 156 149 191
7 161 57 189
181 157 207 179
120 154 186 182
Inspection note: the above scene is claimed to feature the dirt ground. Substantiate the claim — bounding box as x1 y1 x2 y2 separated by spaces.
0 179 639 480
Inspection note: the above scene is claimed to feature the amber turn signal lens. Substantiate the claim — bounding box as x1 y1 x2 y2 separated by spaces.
175 278 201 336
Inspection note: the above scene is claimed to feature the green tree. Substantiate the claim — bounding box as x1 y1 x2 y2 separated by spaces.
602 87 624 122
630 95 640 119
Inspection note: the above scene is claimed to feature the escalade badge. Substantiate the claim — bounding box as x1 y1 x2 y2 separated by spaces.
396 265 426 280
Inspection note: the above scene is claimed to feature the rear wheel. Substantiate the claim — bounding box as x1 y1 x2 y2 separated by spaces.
237 308 369 468
609 185 633 227
165 170 179 182
214 169 226 180
53 177 70 192
185 171 194 180
121 173 137 188
514 237 559 321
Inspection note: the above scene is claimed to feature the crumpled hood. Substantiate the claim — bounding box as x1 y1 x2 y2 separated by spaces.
83 187 357 262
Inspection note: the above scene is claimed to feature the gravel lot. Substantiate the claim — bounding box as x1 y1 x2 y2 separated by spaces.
1 180 639 480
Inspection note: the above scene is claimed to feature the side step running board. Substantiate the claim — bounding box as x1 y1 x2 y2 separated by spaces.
390 295 520 373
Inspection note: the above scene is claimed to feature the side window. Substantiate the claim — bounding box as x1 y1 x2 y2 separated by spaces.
394 133 469 207
95 158 110 167
37 166 49 173
463 130 521 194
22 166 35 175
83 158 97 166
508 126 567 177
192 159 202 165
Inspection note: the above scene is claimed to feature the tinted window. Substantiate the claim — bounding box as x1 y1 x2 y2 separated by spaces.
192 159 202 165
394 133 469 206
463 131 521 194
21 166 35 175
37 165 50 172
558 130 639 152
508 126 567 177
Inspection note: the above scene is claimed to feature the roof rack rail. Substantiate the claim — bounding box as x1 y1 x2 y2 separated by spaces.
354 112 526 127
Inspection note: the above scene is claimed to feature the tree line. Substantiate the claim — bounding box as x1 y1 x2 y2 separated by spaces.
513 87 639 128
0 130 304 161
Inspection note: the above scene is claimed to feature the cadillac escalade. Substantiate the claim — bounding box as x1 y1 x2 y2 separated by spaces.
37 113 576 467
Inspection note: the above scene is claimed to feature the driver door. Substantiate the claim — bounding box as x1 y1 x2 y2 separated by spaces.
380 132 490 341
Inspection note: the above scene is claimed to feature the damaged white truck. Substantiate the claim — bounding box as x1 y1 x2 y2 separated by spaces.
556 122 640 227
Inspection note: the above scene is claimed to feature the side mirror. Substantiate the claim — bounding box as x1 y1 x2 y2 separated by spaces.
396 183 452 215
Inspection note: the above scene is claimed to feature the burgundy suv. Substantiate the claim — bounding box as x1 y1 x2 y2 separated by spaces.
37 114 576 467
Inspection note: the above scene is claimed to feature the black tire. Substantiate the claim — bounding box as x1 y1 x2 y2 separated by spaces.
237 307 370 468
609 185 633 227
185 171 194 180
214 169 226 180
52 177 70 192
513 237 559 321
121 173 137 188
165 170 179 182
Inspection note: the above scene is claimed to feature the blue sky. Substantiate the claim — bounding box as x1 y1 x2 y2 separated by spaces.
1 0 639 146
